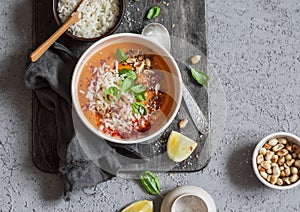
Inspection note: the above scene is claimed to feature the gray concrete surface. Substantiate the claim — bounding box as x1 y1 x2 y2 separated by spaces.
0 0 300 211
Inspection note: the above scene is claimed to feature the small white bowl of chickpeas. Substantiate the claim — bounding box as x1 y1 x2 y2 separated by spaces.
252 132 300 190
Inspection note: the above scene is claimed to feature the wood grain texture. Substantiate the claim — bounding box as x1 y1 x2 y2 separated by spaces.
32 0 209 173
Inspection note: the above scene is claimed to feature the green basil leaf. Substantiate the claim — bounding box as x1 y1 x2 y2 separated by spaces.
118 69 128 76
140 171 161 195
119 69 137 80
131 84 147 94
135 93 146 101
121 77 134 91
189 66 209 86
116 48 128 62
105 86 120 101
132 102 148 116
147 6 160 20
126 70 137 79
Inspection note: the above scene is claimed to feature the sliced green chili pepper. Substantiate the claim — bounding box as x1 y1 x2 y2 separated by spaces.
135 93 146 101
105 86 120 101
132 102 147 116
147 6 161 20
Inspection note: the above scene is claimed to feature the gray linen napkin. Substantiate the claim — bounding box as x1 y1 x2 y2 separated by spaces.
25 43 122 200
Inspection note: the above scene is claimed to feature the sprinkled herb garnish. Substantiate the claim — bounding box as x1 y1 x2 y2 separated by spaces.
116 48 128 62
121 77 134 91
119 69 137 79
131 84 147 94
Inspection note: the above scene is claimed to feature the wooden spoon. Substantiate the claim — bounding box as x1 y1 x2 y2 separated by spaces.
30 1 84 62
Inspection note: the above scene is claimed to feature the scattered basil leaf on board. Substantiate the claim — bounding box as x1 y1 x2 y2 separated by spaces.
140 171 161 195
131 84 147 94
189 66 209 86
135 93 146 101
147 6 161 19
132 102 148 115
105 86 121 101
116 48 128 62
121 77 134 91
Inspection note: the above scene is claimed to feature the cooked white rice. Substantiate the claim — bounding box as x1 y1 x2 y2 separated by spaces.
85 62 139 135
57 0 120 38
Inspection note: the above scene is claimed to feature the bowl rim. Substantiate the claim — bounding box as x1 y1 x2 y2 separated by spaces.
71 33 183 144
171 193 209 211
252 132 300 190
160 185 216 212
52 0 125 42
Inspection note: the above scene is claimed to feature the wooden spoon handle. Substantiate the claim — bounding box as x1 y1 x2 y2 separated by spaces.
30 12 80 62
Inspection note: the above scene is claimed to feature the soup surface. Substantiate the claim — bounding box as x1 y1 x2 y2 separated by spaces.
78 42 176 140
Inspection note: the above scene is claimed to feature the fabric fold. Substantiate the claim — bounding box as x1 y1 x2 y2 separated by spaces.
25 43 122 200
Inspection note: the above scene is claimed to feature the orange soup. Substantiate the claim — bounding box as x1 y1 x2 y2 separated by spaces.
78 42 176 140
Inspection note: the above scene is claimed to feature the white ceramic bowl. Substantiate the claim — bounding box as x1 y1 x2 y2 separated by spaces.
72 33 182 144
160 186 216 212
252 132 300 190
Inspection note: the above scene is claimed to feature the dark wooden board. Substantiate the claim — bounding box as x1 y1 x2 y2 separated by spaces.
32 0 209 173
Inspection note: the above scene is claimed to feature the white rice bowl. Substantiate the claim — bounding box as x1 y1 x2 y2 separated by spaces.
57 0 120 38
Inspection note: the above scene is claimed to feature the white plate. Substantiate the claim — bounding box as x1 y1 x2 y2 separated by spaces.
160 185 216 212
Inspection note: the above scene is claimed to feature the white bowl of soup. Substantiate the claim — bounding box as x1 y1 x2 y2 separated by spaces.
72 33 182 144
